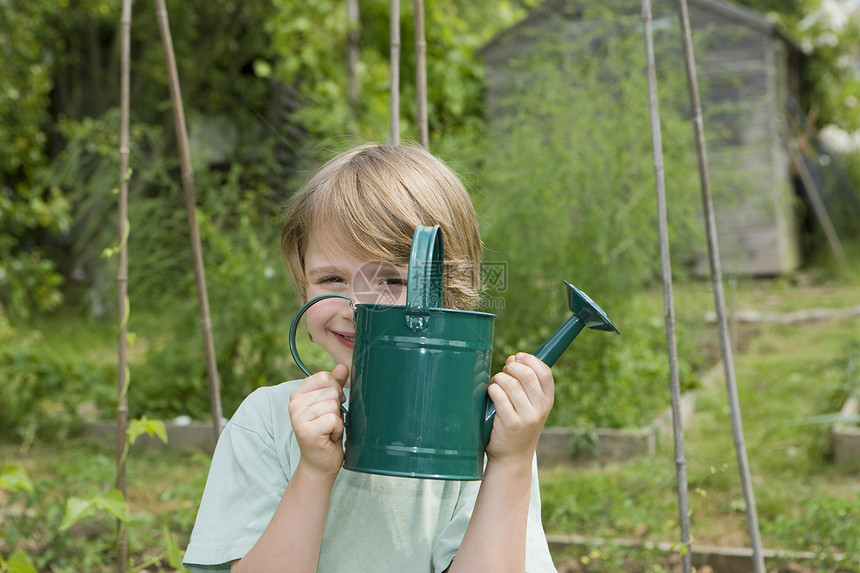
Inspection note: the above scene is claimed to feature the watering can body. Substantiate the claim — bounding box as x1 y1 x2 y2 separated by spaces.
289 225 619 480
346 303 494 479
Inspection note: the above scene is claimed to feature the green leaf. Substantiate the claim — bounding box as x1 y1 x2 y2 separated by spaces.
127 416 168 445
252 59 272 78
60 497 95 531
147 419 169 444
2 550 38 573
59 490 127 530
95 489 128 522
0 465 34 492
164 526 190 571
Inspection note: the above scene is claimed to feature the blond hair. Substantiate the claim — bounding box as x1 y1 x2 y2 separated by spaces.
281 144 483 310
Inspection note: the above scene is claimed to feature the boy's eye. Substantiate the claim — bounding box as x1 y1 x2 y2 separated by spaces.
380 277 405 286
320 276 345 284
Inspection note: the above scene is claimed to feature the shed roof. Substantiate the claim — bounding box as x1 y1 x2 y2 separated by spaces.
479 0 803 57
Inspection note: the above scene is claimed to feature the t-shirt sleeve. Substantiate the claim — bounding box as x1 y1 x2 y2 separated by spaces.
525 456 557 572
430 480 479 572
183 388 292 571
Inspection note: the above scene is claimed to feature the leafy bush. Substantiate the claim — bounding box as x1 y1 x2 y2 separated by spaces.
0 314 114 442
0 2 71 319
128 175 302 420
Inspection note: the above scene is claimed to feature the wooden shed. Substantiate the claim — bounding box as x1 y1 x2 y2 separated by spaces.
480 0 807 276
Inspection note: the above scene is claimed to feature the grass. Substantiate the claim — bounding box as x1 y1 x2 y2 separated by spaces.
541 274 860 569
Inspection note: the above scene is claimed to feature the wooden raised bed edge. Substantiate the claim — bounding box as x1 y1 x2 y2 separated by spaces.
80 389 698 466
536 391 696 469
832 395 860 466
547 534 855 572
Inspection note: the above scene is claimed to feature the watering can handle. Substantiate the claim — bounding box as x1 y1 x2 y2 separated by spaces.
288 294 353 416
405 225 445 331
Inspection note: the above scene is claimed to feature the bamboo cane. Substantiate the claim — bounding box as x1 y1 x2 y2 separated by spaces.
390 0 401 144
116 1 132 571
414 0 428 147
154 0 224 442
346 0 360 130
674 1 765 571
641 2 692 571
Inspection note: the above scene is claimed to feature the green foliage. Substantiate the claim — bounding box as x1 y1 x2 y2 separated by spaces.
0 442 205 572
127 416 169 446
764 494 860 569
472 17 702 427
0 3 67 317
0 551 37 573
0 456 118 571
263 0 529 142
0 466 34 493
127 171 301 420
59 489 128 531
765 0 860 131
0 318 114 442
0 2 54 177
1 0 276 319
791 339 860 445
541 458 674 537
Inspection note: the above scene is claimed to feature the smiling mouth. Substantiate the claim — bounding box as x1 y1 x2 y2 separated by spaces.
335 332 355 345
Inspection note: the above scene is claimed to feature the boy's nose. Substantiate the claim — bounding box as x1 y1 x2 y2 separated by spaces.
338 292 357 321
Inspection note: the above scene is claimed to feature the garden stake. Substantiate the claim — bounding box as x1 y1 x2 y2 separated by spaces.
116 1 132 570
390 0 401 144
414 0 428 147
641 1 692 571
675 1 765 571
347 0 360 129
155 0 224 442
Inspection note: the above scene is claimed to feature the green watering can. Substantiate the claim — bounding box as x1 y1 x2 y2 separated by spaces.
289 225 619 480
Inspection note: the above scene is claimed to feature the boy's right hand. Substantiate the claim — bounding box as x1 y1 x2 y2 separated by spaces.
289 363 349 477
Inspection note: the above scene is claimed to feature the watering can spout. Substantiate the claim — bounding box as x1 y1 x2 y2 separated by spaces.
533 281 620 367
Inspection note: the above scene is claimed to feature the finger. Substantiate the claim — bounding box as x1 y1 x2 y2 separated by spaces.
331 363 350 388
514 353 554 392
299 370 344 393
290 386 343 421
500 361 548 413
510 353 554 405
329 417 345 444
487 378 517 421
299 412 345 443
292 397 344 424
495 369 541 417
295 369 348 405
293 383 343 407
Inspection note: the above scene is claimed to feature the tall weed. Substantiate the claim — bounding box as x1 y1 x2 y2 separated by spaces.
472 17 704 427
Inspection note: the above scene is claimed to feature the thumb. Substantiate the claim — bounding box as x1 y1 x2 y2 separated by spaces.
331 363 350 387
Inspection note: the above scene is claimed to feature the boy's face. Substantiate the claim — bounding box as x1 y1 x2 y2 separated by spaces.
302 228 408 378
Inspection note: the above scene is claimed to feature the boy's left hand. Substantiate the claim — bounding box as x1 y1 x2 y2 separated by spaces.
485 353 554 466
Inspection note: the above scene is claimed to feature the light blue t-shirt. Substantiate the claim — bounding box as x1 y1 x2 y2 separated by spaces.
183 380 556 572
